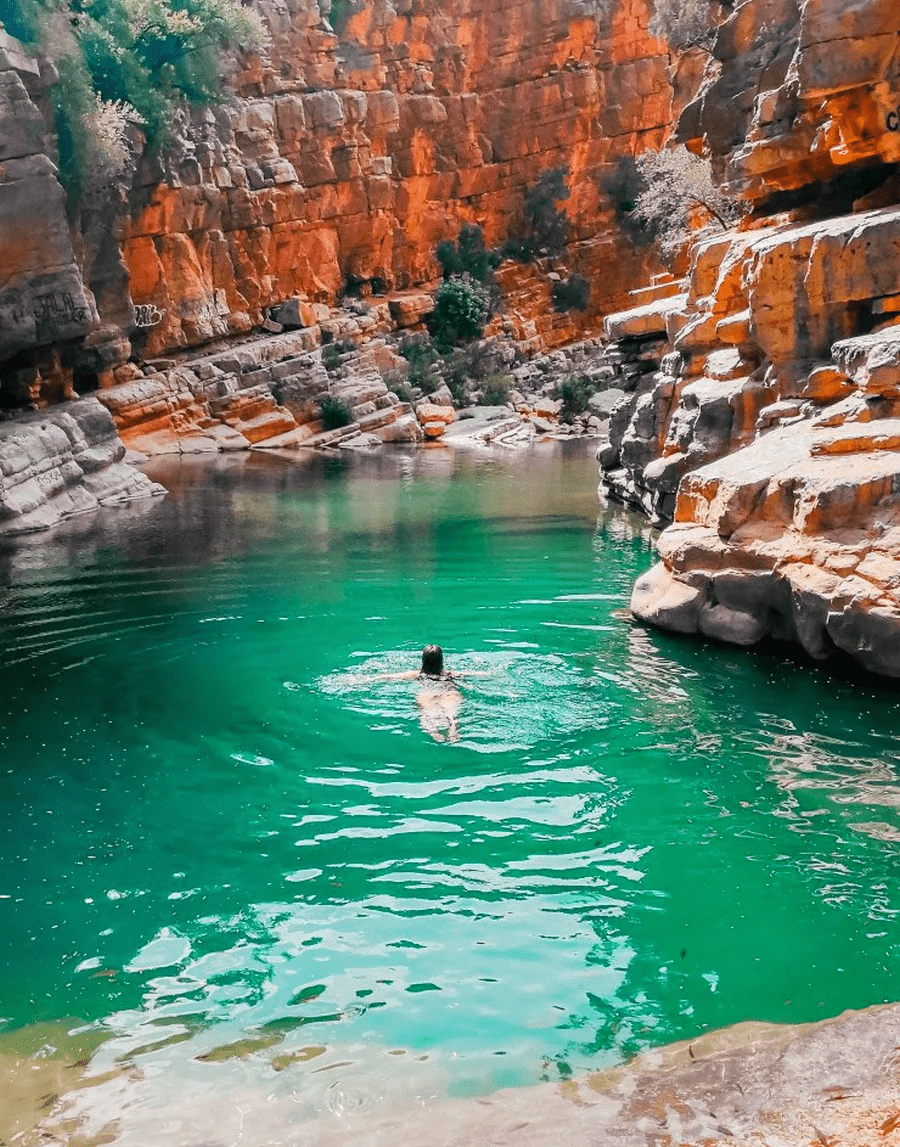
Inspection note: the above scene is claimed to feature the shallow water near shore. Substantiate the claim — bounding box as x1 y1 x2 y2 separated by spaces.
1 440 900 1144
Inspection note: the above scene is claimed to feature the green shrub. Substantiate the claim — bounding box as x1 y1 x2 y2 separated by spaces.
436 224 499 283
478 374 512 406
555 374 596 422
322 339 354 372
443 348 474 406
398 334 440 392
52 55 101 205
500 237 530 262
9 0 268 200
505 168 570 262
551 274 590 313
322 344 343 372
386 375 413 404
525 168 569 253
429 277 490 351
319 394 353 429
399 333 438 368
599 155 653 249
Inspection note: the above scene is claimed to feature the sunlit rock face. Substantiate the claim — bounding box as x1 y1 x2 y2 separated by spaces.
677 0 900 206
120 0 673 357
601 0 900 676
0 0 683 393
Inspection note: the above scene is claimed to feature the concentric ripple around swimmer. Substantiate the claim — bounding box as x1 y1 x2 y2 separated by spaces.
1 442 900 1145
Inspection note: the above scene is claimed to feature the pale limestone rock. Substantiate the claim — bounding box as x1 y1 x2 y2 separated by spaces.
698 602 766 646
604 116 900 677
0 45 94 365
0 398 164 533
630 562 704 634
603 294 688 341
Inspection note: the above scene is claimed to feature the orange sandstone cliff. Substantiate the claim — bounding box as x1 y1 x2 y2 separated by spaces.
119 0 674 358
601 0 900 677
0 0 684 524
0 0 679 389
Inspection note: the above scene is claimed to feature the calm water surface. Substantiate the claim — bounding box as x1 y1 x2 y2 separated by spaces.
1 441 899 1143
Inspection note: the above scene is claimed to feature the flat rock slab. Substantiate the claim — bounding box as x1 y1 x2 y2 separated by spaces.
295 1004 900 1147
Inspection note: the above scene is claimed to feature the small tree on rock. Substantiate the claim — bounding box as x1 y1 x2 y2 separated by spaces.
632 145 740 262
648 0 715 48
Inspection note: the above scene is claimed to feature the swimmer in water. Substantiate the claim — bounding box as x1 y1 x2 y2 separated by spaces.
370 645 487 743
414 644 465 743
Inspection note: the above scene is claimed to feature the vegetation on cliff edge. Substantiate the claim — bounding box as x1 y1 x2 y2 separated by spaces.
1 0 266 199
605 146 740 263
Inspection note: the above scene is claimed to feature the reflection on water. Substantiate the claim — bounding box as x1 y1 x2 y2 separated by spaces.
0 441 899 1144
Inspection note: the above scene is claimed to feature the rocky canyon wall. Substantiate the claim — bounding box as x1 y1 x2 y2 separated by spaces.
0 0 681 396
120 0 672 358
601 0 900 677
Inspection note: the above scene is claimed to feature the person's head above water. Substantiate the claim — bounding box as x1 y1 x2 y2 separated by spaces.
420 645 444 676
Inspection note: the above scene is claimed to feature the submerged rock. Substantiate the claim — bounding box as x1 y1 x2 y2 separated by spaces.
286 1003 900 1146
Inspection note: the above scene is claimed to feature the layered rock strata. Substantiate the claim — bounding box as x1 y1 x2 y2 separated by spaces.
0 0 681 401
606 208 900 676
0 31 95 394
121 0 672 361
0 399 164 534
677 0 900 207
599 0 900 678
96 322 421 456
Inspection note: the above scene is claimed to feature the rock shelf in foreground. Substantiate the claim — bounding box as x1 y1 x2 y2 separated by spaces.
249 1004 900 1147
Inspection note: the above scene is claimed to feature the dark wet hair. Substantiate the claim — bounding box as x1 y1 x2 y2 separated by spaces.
420 645 444 676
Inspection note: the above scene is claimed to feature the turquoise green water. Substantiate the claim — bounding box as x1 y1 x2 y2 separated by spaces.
1 441 900 1139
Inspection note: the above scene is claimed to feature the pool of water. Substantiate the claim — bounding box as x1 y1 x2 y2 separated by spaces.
1 441 899 1144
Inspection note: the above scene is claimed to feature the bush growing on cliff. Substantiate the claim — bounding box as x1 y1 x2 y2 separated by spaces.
477 374 511 406
78 0 267 137
429 277 490 351
648 0 714 47
382 370 413 404
399 334 441 392
631 146 740 262
322 339 354 372
600 155 654 248
4 0 268 199
551 274 590 313
436 224 499 284
555 374 596 422
319 394 353 430
442 344 492 406
503 167 571 262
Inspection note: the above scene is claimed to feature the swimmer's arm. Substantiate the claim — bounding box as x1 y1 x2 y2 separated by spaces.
337 669 418 687
451 669 492 678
